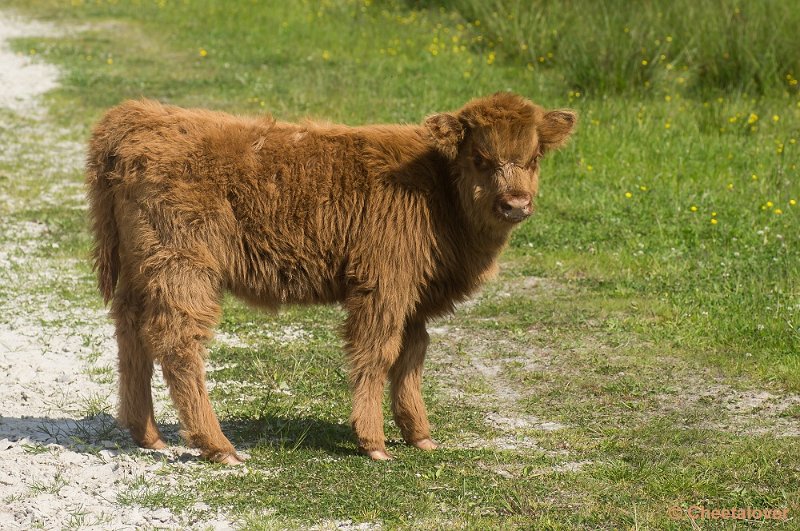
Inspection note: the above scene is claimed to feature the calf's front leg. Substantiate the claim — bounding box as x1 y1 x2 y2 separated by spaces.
390 319 437 451
344 306 404 461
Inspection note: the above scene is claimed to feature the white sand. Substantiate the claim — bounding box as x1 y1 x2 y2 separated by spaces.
0 12 235 530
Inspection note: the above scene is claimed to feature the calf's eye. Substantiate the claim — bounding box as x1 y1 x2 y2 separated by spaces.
472 152 489 170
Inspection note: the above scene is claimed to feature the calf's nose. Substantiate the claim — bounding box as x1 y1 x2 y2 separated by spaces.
496 193 533 221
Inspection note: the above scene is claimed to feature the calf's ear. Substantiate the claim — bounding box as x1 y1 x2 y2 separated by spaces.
539 109 577 152
425 113 465 160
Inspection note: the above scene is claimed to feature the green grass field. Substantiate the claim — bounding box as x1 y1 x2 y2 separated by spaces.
3 0 799 528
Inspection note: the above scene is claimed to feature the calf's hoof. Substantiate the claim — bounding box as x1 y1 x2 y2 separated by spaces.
208 451 246 466
411 438 439 451
360 448 393 461
144 439 168 450
132 432 167 450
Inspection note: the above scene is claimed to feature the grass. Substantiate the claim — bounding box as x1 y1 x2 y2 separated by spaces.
448 0 800 96
2 0 799 528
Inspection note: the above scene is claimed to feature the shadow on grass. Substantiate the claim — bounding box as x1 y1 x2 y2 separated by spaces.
223 414 357 457
0 412 128 448
0 412 358 460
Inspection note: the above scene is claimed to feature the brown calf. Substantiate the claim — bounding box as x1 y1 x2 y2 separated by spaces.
86 93 576 463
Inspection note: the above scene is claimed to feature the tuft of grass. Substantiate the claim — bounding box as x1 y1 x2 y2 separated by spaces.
29 469 69 495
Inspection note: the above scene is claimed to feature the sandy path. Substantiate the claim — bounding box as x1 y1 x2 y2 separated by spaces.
0 12 233 530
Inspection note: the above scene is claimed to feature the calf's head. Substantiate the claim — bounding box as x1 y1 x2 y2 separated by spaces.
426 93 576 230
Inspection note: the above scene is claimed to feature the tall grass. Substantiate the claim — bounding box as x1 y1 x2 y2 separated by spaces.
438 0 800 96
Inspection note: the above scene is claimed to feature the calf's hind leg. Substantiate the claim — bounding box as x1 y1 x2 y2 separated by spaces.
112 278 165 450
390 319 437 451
140 268 243 465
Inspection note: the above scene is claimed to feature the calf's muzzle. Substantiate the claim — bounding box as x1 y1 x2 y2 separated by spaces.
495 192 533 223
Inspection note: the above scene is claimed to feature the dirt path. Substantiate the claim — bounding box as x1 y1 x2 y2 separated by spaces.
0 12 233 530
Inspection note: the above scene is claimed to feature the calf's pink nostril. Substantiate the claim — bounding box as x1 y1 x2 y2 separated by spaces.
499 194 532 211
503 197 531 210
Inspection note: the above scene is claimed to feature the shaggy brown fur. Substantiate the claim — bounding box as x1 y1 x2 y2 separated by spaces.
86 93 576 463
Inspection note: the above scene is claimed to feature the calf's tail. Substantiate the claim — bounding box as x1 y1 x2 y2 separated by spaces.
85 131 121 305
